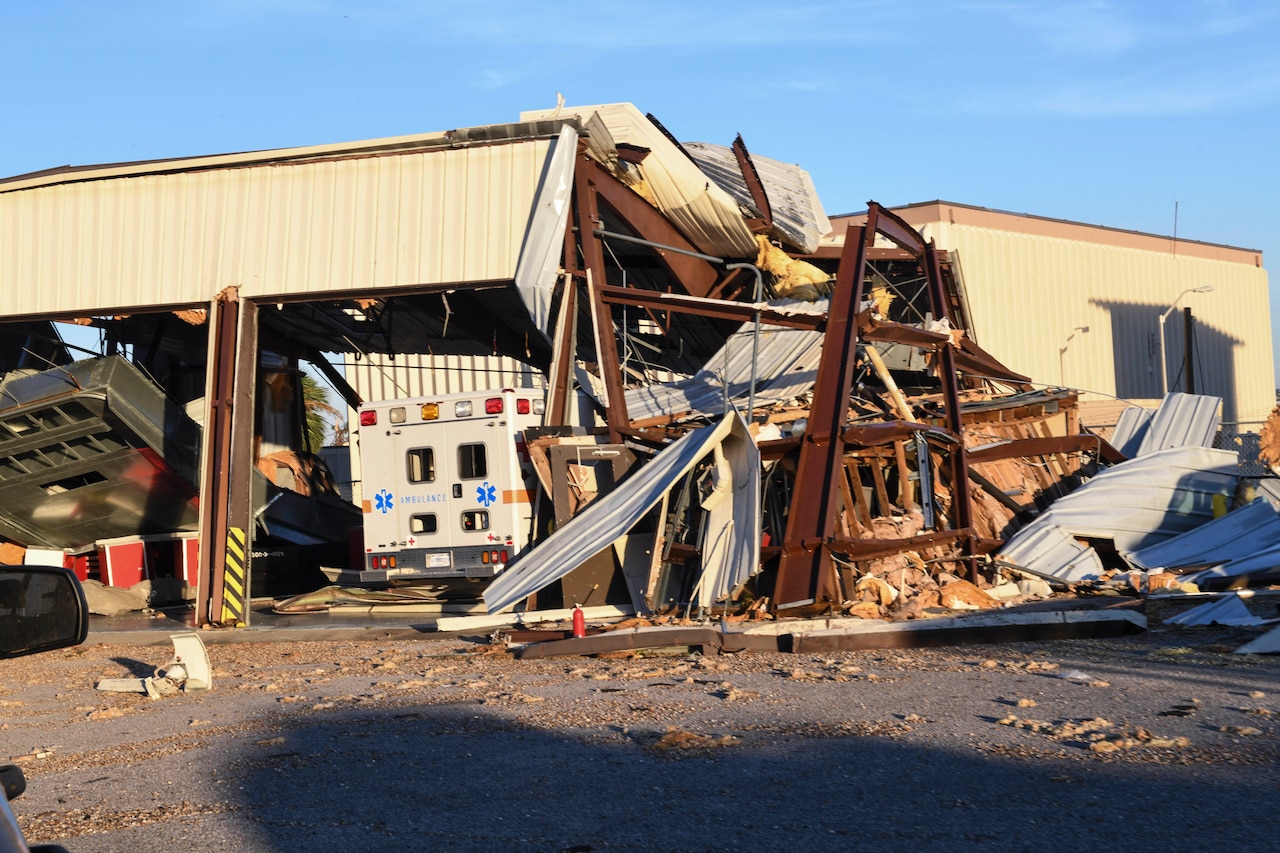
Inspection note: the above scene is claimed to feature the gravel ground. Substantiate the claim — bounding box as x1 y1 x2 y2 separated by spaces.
3 622 1280 852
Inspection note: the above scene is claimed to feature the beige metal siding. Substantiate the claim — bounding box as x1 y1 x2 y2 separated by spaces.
344 352 545 402
0 139 554 317
920 220 1273 426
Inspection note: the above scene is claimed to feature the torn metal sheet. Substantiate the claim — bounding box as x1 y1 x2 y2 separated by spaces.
1109 405 1153 458
1162 593 1271 627
484 412 760 614
995 524 1104 581
1178 544 1280 586
1235 624 1280 654
1135 392 1222 456
513 124 578 337
682 140 830 254
520 103 760 259
623 300 827 422
997 446 1243 581
1125 499 1280 573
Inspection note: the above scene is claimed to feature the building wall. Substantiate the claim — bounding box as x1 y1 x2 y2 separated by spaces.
834 204 1273 427
0 137 557 317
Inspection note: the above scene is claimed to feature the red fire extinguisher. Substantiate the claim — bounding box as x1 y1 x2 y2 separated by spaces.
572 604 586 638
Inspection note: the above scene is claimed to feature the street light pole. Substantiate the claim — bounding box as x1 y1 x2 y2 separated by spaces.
1158 285 1214 397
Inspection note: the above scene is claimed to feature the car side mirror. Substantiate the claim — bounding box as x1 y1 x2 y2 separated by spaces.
0 566 89 660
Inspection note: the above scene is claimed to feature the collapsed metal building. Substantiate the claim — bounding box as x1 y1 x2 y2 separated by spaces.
0 102 1268 629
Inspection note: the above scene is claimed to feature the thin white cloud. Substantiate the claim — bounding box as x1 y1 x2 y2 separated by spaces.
1034 62 1280 116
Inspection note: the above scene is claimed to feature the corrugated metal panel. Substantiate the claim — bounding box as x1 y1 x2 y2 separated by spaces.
1125 498 1280 571
344 353 545 403
997 446 1244 580
522 103 759 259
625 325 823 421
1236 623 1280 653
484 413 759 613
620 299 828 422
1183 544 1280 586
1162 594 1269 627
0 136 559 317
1135 392 1221 455
1109 405 1152 456
682 141 830 254
995 524 1105 581
915 220 1273 427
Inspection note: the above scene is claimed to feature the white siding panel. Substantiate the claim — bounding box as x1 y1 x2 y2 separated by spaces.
0 139 554 316
345 352 545 403
919 222 1272 426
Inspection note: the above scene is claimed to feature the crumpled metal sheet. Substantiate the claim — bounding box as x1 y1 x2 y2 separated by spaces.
995 523 1103 582
520 103 760 259
1125 499 1280 573
682 140 830 254
1179 544 1280 586
484 412 759 614
1162 593 1271 627
623 302 827 422
997 446 1242 581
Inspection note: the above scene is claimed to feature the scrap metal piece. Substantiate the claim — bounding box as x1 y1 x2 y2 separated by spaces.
1163 593 1269 628
94 631 211 696
483 412 759 614
1125 499 1280 573
998 446 1245 581
1136 393 1223 456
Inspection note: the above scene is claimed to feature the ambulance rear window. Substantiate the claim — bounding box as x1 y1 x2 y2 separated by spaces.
462 510 489 531
407 447 435 483
458 443 487 479
410 514 437 535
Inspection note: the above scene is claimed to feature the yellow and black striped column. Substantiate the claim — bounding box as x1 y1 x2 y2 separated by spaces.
220 526 247 625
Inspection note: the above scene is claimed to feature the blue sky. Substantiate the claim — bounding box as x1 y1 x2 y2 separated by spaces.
4 1 1278 373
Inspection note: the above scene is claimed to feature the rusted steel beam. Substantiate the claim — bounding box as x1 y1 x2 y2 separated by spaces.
774 213 876 608
841 420 958 447
859 314 951 349
954 336 1032 385
872 204 928 256
801 246 938 262
705 266 754 302
546 276 578 427
966 434 1103 465
572 157 628 443
596 284 824 330
195 288 258 627
732 134 773 232
1084 432 1127 464
924 242 977 581
583 158 721 297
827 528 970 561
196 290 239 626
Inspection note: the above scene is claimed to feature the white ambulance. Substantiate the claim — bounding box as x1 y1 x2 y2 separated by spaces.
356 389 545 581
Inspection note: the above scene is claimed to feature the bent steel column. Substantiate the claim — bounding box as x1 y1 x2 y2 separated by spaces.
773 211 876 608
